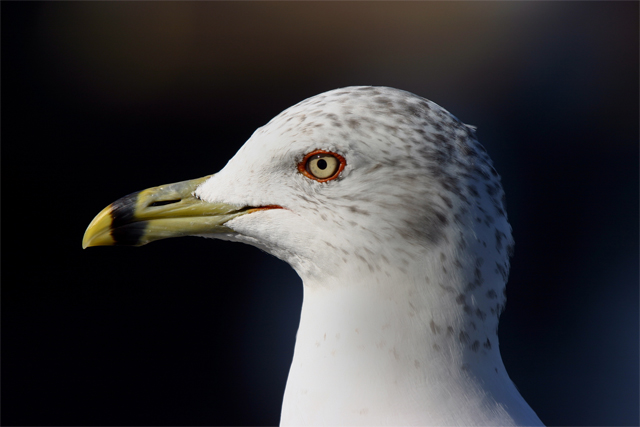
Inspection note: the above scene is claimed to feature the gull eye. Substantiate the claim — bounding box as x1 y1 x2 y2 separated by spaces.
308 155 338 178
298 150 346 182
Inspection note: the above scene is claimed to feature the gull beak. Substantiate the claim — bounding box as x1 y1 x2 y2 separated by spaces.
82 175 259 248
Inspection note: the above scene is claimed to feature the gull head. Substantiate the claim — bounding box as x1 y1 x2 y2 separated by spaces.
83 86 535 426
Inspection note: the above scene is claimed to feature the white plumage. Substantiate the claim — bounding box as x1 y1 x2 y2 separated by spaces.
192 86 543 426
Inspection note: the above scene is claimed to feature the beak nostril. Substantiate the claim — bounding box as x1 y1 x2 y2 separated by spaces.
149 199 181 207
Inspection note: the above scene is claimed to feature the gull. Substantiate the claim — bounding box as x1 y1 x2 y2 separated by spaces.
83 86 543 426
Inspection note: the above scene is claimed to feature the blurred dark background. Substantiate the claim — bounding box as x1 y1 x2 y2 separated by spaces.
3 2 638 426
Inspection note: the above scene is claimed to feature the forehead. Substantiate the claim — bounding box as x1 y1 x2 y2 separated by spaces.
256 86 473 164
270 86 461 133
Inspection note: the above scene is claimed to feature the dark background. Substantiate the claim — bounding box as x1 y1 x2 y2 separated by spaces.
3 2 638 426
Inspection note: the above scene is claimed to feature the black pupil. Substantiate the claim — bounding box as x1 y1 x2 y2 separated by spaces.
317 159 327 170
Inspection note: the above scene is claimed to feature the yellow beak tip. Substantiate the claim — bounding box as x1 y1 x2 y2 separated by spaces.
83 204 116 249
